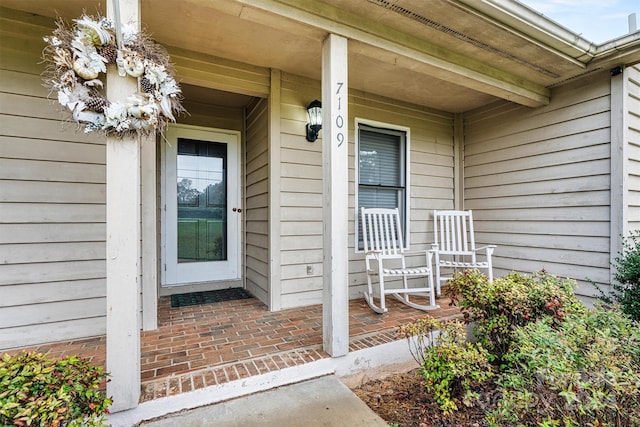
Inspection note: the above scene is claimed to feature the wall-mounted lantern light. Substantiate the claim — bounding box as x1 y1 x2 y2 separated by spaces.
305 99 322 142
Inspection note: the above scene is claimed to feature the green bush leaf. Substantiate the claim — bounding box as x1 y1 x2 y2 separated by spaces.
0 352 112 426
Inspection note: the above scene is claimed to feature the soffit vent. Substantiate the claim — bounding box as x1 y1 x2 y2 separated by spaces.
366 0 560 78
546 67 603 88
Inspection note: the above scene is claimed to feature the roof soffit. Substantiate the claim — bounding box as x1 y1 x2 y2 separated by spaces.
239 0 550 107
330 0 585 77
282 0 640 82
5 0 638 112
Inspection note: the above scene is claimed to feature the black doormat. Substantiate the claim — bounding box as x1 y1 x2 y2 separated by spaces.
171 287 252 308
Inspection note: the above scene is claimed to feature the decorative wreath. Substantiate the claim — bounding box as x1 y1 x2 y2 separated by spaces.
42 14 185 138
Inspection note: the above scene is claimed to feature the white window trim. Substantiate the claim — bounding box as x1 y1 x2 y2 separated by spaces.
354 118 411 253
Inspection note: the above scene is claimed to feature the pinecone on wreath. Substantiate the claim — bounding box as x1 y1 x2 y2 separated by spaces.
139 76 155 93
99 45 118 64
86 96 108 113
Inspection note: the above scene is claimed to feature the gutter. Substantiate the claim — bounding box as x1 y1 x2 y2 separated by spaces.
594 32 640 60
455 0 640 66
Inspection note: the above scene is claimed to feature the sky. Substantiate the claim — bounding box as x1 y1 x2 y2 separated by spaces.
520 0 640 43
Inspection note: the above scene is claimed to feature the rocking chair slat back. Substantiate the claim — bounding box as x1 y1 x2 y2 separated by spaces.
360 207 439 313
435 210 475 255
432 209 496 295
362 207 403 257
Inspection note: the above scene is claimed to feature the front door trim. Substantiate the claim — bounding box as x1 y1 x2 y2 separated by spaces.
161 124 241 287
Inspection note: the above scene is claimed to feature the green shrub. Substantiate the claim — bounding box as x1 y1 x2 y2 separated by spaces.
400 270 640 423
445 269 585 361
488 307 640 427
397 316 441 366
0 351 112 427
400 318 493 414
599 230 640 322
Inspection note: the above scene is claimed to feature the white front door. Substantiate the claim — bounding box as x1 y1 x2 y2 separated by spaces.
163 124 241 286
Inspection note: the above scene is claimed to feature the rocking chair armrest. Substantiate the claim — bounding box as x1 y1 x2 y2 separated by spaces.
474 245 496 255
364 250 386 261
403 249 432 258
404 250 434 265
364 250 378 257
430 244 440 261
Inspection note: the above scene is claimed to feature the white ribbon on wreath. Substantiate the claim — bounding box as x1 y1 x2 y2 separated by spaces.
42 8 185 138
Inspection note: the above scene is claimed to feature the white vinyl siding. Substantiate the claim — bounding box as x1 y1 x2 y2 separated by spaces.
464 70 612 301
0 9 106 349
245 97 270 304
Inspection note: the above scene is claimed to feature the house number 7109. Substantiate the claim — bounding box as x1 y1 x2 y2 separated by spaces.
335 82 345 147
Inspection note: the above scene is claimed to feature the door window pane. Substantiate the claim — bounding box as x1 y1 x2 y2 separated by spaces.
177 138 227 262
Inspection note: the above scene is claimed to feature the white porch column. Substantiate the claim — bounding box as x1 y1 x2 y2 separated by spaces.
106 0 142 412
269 69 283 311
322 34 349 357
610 68 629 283
453 113 464 210
141 137 157 331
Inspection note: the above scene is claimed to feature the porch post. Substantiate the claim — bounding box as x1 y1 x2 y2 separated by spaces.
610 68 629 283
269 69 283 311
453 113 464 210
141 136 157 331
322 34 349 357
106 0 142 412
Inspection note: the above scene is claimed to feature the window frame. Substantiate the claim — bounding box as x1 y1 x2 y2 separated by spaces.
354 118 411 252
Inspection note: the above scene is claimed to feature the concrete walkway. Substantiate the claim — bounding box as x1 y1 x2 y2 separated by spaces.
138 375 388 427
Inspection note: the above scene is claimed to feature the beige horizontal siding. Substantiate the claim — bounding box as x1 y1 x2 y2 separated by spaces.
626 65 640 231
0 279 105 307
464 70 612 298
278 73 454 307
277 74 323 308
168 46 270 97
179 101 245 130
0 9 106 350
348 91 454 299
245 98 270 304
0 318 105 351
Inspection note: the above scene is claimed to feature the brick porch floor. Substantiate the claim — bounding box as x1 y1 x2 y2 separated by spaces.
13 294 460 403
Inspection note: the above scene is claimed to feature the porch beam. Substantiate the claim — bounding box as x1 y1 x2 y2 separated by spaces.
322 33 349 357
106 0 142 412
238 0 549 108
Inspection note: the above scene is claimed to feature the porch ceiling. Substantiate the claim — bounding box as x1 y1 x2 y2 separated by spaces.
4 0 639 112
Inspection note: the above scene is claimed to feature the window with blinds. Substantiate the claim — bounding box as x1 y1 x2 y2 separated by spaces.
357 124 407 249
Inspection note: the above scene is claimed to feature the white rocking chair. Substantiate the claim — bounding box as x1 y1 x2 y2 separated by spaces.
361 207 439 313
432 210 496 295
